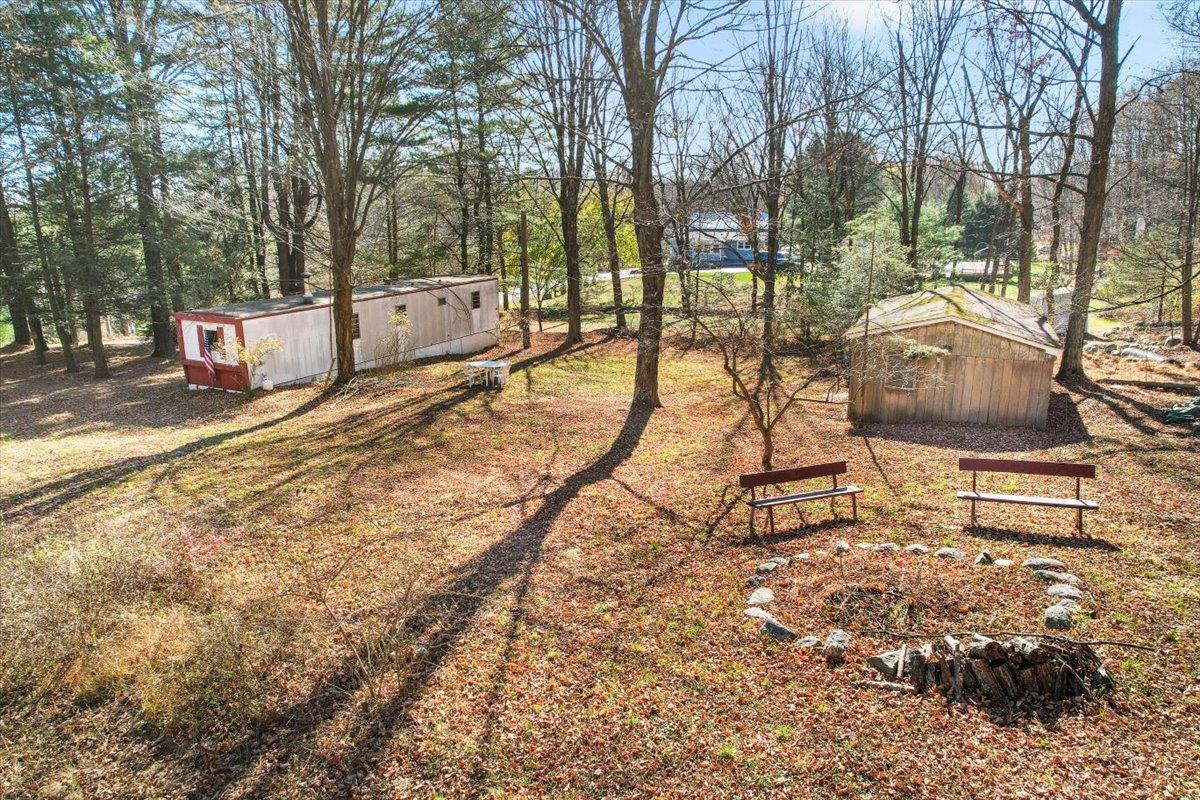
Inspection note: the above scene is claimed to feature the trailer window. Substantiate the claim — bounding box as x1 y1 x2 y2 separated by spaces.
204 329 220 352
470 291 481 310
351 313 361 340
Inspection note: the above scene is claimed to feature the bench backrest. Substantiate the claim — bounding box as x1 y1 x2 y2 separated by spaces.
959 457 1095 480
740 461 847 489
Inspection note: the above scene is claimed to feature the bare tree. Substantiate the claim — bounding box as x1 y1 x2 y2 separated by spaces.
1054 0 1124 379
588 79 629 330
558 0 743 408
522 0 595 345
963 4 1055 303
279 0 431 384
879 0 966 282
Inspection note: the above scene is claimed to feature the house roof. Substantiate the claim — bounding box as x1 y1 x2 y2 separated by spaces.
182 275 495 320
688 212 767 234
843 284 1062 354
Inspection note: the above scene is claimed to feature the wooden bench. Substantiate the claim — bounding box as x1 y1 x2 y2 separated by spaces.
740 461 862 537
956 457 1098 537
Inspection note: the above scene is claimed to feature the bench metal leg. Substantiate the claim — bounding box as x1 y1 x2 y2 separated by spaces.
767 506 776 537
748 505 756 539
851 492 858 521
970 499 977 530
1077 507 1084 538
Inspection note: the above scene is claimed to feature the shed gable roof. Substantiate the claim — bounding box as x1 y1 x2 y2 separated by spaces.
844 285 1061 354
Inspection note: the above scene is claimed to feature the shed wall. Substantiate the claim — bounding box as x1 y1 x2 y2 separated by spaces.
847 322 1055 428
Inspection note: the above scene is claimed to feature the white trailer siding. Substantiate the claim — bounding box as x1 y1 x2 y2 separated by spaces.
176 276 499 390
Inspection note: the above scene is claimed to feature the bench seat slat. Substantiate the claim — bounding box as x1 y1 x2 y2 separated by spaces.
956 491 1098 510
748 485 862 508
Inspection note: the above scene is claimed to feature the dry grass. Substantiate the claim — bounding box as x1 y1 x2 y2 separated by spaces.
1 333 1198 799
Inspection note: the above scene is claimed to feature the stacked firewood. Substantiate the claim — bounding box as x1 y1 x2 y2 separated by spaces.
864 634 1114 705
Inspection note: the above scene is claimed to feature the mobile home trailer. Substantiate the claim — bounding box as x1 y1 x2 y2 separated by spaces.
174 275 499 391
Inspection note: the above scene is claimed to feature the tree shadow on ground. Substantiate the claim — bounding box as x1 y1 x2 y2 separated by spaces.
965 524 1121 552
1067 377 1188 439
4 337 611 524
185 401 653 799
0 392 329 520
736 514 861 548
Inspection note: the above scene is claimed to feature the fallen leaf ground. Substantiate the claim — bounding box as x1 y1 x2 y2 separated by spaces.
1 333 1198 799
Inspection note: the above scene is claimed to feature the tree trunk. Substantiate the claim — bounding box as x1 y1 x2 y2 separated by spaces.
1181 104 1199 347
519 211 531 350
330 232 357 384
1016 114 1035 304
0 182 32 347
9 77 78 372
595 165 626 329
561 183 583 344
496 226 509 311
1058 1 1122 380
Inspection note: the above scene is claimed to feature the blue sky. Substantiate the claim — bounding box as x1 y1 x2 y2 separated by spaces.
813 0 1179 78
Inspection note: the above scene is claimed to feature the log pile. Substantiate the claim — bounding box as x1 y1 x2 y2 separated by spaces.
865 634 1114 706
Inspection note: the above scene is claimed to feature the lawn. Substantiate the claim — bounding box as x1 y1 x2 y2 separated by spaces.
1 333 1198 798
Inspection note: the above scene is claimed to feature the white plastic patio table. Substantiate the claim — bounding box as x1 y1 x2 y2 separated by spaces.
466 360 508 387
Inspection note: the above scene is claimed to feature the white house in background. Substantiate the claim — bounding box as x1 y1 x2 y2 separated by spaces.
1037 286 1075 336
942 260 988 279
174 275 499 391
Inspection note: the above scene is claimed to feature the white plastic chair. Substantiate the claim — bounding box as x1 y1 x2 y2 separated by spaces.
493 361 511 389
464 364 483 387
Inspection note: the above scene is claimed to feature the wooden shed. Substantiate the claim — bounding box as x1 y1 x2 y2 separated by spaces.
844 285 1061 429
174 275 498 391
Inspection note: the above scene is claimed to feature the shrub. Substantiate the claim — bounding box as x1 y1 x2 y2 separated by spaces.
0 536 195 699
117 602 301 735
1 536 300 736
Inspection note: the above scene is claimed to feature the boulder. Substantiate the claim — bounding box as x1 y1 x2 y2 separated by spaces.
743 606 774 621
748 587 775 606
769 556 790 566
1052 598 1089 615
762 618 799 641
856 542 875 550
1022 557 1066 571
1046 583 1085 601
792 552 811 562
1032 569 1080 585
756 561 780 575
834 540 851 555
974 550 995 565
1044 604 1075 629
873 543 900 553
903 543 930 554
867 649 904 680
797 636 821 648
935 547 965 559
822 629 852 666
1165 334 1183 346
1121 346 1167 362
993 558 1014 567
746 575 766 588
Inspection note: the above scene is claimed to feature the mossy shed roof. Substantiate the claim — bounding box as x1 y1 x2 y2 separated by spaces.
844 285 1062 354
